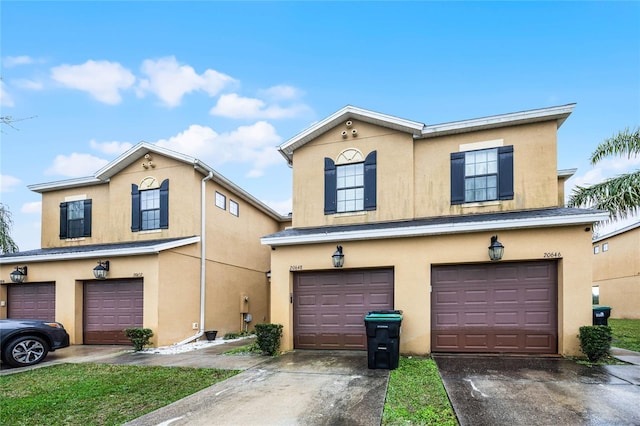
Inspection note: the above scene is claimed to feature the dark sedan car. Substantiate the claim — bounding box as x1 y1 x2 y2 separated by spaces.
0 319 70 367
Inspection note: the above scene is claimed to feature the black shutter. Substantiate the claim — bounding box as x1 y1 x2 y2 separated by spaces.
324 158 337 215
159 179 169 229
498 146 514 200
59 202 68 239
83 199 92 237
364 150 377 211
450 152 465 205
131 184 140 232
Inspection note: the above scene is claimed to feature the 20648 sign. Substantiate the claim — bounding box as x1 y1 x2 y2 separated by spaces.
543 252 561 258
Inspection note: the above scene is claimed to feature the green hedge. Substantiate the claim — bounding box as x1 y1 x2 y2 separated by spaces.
254 323 283 356
578 325 612 362
123 327 154 351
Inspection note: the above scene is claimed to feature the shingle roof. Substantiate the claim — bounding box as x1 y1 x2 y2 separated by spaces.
261 207 609 246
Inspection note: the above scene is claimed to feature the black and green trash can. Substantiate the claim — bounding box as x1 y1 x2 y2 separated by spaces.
364 310 403 370
592 306 612 326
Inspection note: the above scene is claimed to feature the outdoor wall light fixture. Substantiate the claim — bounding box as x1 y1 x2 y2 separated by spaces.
488 235 504 261
93 260 110 279
9 266 28 283
332 245 345 268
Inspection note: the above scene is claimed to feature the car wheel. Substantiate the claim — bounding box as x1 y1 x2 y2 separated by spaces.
3 336 49 367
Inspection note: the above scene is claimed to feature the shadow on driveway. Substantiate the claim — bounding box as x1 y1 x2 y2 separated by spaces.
434 355 640 426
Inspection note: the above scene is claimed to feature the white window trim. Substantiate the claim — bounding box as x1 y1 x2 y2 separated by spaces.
459 139 504 152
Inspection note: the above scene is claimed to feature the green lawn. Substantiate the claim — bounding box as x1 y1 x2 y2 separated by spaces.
383 356 457 426
0 363 238 426
610 318 640 352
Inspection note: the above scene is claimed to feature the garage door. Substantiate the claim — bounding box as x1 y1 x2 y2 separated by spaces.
84 279 143 344
431 261 557 354
294 268 394 350
8 283 56 321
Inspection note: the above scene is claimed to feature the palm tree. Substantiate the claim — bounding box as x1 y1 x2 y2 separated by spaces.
568 127 640 221
0 203 19 254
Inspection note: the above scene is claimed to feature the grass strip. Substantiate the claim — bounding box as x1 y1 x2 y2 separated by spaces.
383 356 457 425
0 363 238 426
610 318 640 352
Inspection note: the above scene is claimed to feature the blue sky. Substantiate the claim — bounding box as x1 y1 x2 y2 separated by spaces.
1 1 639 251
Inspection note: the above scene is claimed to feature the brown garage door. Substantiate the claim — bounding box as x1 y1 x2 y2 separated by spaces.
8 283 56 321
84 279 143 344
294 268 394 350
431 261 557 354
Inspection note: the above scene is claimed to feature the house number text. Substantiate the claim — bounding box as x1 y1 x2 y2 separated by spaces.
543 252 561 258
289 265 303 271
133 272 144 277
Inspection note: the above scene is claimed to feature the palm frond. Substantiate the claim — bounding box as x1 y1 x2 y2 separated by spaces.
590 127 640 165
568 170 640 221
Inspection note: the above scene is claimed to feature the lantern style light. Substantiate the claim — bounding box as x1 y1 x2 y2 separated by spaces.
9 266 28 283
332 245 345 268
488 235 504 261
93 260 110 279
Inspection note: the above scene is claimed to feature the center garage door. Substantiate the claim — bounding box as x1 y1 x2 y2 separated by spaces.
293 268 394 350
431 261 557 354
84 279 143 344
8 283 56 321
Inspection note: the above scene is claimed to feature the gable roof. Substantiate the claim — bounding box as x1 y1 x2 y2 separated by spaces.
27 142 287 221
277 104 576 164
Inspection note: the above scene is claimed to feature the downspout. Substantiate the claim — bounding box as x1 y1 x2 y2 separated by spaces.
176 169 214 345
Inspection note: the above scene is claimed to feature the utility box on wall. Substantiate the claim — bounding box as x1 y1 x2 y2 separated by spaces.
240 293 249 313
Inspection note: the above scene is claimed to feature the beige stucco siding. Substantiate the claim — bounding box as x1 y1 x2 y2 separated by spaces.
593 227 640 319
269 225 593 357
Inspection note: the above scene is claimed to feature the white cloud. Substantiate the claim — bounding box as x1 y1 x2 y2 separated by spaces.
21 201 41 214
3 56 34 67
0 175 21 192
90 139 133 155
154 121 282 177
45 153 110 177
263 198 292 216
0 80 14 107
259 85 304 101
137 56 236 107
570 156 640 189
210 93 311 119
12 78 44 90
51 60 136 104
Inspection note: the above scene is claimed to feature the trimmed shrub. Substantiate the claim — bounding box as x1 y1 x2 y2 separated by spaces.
578 325 612 362
254 323 283 356
124 327 154 351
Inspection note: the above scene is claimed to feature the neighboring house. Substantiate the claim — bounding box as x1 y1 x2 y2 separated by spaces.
0 143 289 346
262 104 608 357
592 221 640 319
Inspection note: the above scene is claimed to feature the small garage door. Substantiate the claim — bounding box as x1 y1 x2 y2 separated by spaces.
84 279 143 344
294 268 394 350
431 261 557 354
8 283 56 321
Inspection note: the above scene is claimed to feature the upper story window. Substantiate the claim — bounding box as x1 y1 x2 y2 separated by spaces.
602 242 608 252
59 199 92 239
131 178 169 232
230 200 239 217
215 192 226 210
324 149 377 215
451 146 513 205
594 245 600 254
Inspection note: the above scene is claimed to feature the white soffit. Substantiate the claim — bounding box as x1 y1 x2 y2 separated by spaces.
261 211 610 246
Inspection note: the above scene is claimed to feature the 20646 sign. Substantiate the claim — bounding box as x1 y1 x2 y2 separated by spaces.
543 252 561 258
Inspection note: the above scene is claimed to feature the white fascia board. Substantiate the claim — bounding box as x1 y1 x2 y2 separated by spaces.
593 220 640 243
261 211 609 246
278 106 425 163
0 236 201 265
421 104 576 138
28 177 107 193
558 168 577 179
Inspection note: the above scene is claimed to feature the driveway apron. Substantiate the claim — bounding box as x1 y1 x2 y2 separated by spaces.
125 350 389 426
434 355 640 426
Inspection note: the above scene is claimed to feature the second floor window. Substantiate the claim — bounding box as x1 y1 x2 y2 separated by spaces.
59 199 92 239
324 150 377 215
337 163 364 212
131 179 169 232
451 146 513 205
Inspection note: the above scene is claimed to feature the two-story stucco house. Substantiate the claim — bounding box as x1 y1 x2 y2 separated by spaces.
592 221 640 320
262 104 608 357
0 143 289 346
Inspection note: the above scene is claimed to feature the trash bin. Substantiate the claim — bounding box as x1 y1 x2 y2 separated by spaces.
592 306 612 326
204 330 218 341
364 310 403 370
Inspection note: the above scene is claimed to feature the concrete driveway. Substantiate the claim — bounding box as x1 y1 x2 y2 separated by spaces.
434 354 640 426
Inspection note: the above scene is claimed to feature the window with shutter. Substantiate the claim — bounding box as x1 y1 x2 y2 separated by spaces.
59 199 92 239
325 150 376 214
451 146 513 204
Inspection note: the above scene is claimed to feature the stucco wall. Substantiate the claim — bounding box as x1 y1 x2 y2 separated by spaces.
593 227 640 319
269 225 593 357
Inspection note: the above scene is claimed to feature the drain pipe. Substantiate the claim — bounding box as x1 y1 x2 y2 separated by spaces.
176 169 214 345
